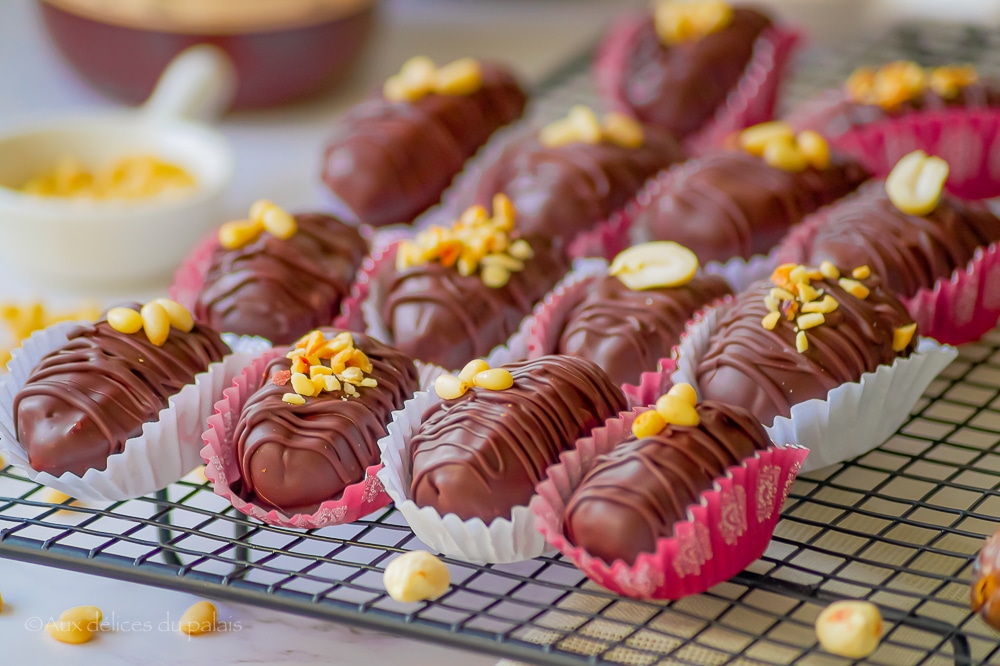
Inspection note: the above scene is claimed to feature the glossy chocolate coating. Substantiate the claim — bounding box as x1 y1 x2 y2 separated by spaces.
450 130 684 247
695 276 917 427
374 237 570 370
409 355 628 523
612 8 772 137
193 213 368 346
794 81 1000 138
320 62 527 227
564 401 769 565
234 331 418 513
782 182 1000 299
551 273 732 387
14 314 228 477
627 150 871 264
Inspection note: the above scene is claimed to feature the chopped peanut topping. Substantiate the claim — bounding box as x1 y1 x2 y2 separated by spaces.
846 61 977 109
434 361 514 400
631 409 668 439
283 330 378 404
540 106 646 149
383 56 483 103
634 382 700 436
105 299 193 347
738 123 831 173
396 194 531 289
764 263 885 354
219 199 297 250
654 0 733 45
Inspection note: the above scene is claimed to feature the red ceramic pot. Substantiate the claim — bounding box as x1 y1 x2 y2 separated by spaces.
38 0 376 109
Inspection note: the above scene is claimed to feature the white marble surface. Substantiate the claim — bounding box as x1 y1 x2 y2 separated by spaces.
0 0 633 663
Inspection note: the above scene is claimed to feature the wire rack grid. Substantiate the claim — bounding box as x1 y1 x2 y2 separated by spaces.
5 20 1000 666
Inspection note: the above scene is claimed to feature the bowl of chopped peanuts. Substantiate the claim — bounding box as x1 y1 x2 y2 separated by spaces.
0 45 235 287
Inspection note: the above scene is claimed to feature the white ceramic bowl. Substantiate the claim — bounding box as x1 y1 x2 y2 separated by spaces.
0 46 235 287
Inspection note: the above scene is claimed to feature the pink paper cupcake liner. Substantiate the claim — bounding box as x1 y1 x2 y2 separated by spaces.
524 260 682 408
594 15 800 155
200 348 392 529
827 108 1000 200
335 240 539 372
531 406 808 600
775 198 1000 346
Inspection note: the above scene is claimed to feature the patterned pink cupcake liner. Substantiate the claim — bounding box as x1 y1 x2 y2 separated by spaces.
524 260 680 408
775 197 1000 346
335 240 538 372
827 108 1000 200
200 348 391 529
594 16 800 155
531 408 808 600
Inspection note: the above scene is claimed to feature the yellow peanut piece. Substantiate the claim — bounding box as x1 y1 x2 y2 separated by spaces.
893 323 917 352
603 112 645 149
218 219 262 250
851 265 871 280
59 605 103 632
473 368 514 391
885 150 950 216
839 278 870 300
655 0 733 45
815 600 883 659
797 313 825 330
179 600 218 636
151 298 194 332
819 260 840 281
434 374 470 401
260 205 298 240
458 359 490 384
929 64 977 99
631 409 668 438
761 311 781 330
395 194 532 289
383 56 483 103
796 330 808 353
384 550 451 603
140 302 171 347
763 140 807 173
738 121 795 157
18 154 196 200
106 307 144 335
45 620 94 644
283 330 378 403
665 382 698 406
796 131 830 170
609 241 699 291
846 61 926 109
540 107 647 149
654 394 701 427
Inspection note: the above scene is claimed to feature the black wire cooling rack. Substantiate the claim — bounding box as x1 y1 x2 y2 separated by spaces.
5 20 1000 666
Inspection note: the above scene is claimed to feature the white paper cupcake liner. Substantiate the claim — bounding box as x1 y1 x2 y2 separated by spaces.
0 322 261 501
670 305 958 473
377 389 552 564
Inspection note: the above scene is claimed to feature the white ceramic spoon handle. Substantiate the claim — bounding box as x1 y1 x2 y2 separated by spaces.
141 45 237 123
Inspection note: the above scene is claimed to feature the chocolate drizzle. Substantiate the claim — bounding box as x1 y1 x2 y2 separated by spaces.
784 182 1000 298
695 276 917 426
409 355 628 523
235 331 418 513
450 130 683 247
627 150 871 263
552 273 732 387
564 401 769 565
611 8 772 137
193 213 368 345
14 314 229 477
374 237 569 370
320 62 527 228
